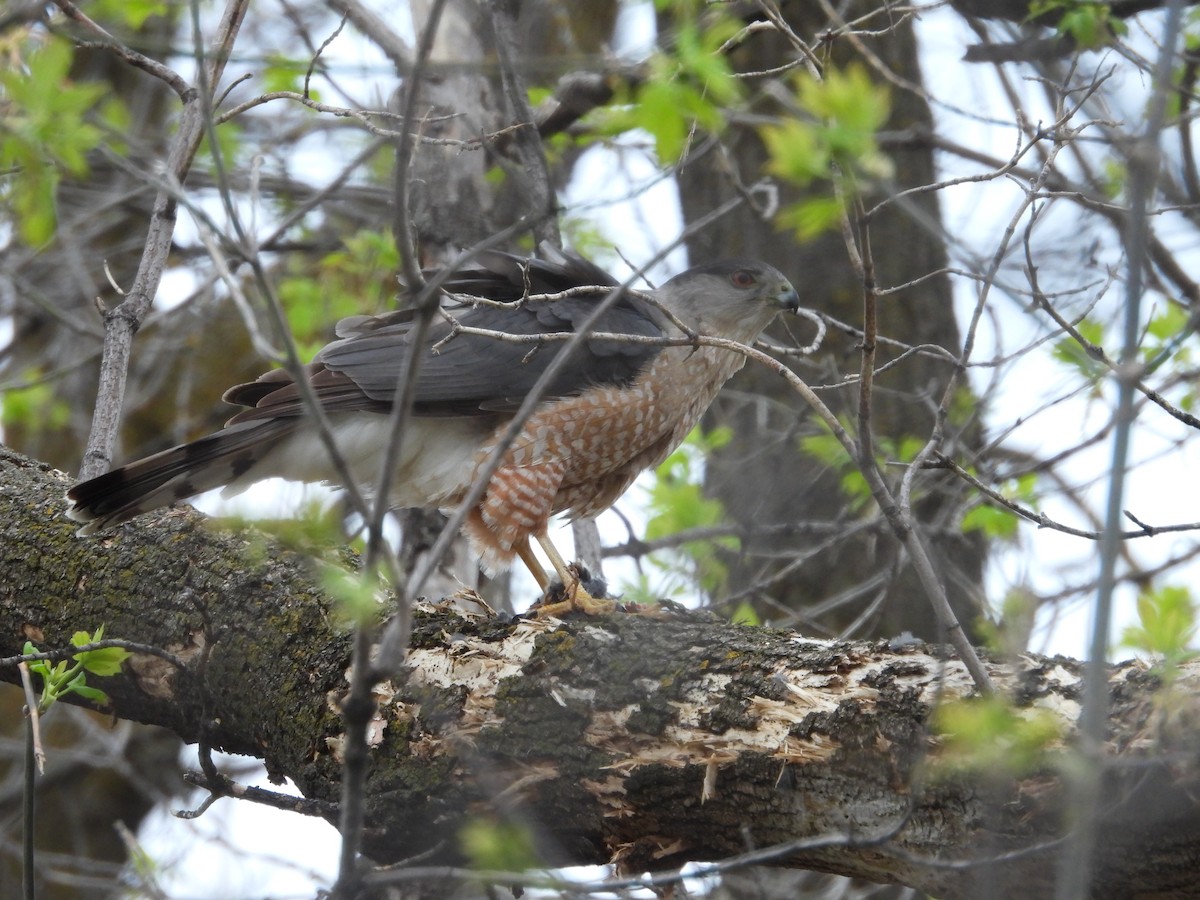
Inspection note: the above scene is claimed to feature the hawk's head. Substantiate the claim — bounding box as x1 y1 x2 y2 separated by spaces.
657 259 799 342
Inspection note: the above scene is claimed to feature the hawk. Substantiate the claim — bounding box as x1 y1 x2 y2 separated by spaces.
67 249 799 611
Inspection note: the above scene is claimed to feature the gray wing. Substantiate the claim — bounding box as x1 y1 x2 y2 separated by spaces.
225 250 666 423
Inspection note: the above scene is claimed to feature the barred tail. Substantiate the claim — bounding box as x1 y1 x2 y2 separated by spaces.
66 420 294 535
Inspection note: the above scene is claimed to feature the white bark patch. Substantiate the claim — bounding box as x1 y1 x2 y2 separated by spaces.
1026 661 1084 722
702 760 718 802
326 734 345 763
581 775 634 818
587 668 845 779
398 617 548 733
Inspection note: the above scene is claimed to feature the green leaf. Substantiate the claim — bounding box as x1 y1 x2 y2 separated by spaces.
599 5 742 162
629 427 737 600
961 473 1036 540
278 229 399 355
19 627 130 712
961 503 1019 539
795 65 891 161
1121 585 1198 669
776 196 844 240
1099 157 1126 199
76 646 132 677
729 601 761 626
1146 303 1188 341
762 119 828 187
322 566 382 628
238 498 352 559
1141 303 1193 370
1050 319 1106 382
762 65 891 240
932 696 1062 776
459 819 539 872
1028 0 1125 47
262 54 315 95
13 179 58 246
67 626 132 677
636 79 694 162
70 684 112 706
797 430 851 468
617 571 666 607
798 430 872 510
90 0 169 29
196 118 244 172
0 38 112 243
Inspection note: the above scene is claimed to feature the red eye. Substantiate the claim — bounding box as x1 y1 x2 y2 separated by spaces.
731 269 756 288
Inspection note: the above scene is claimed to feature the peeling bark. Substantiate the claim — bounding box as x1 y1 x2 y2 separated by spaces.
1 446 1198 898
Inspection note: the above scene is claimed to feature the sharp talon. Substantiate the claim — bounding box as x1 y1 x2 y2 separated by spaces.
533 562 616 617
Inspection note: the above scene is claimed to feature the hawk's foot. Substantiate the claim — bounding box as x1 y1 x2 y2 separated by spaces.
533 563 616 617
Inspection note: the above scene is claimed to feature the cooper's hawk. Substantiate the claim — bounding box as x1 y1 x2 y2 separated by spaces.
67 249 798 610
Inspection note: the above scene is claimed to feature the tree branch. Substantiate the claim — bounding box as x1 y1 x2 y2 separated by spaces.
3 446 1200 898
76 0 250 480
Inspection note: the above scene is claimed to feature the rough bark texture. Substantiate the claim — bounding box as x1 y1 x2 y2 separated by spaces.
2 445 1199 899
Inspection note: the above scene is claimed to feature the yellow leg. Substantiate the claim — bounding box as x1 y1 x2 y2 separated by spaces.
535 534 575 587
514 536 551 591
531 534 615 616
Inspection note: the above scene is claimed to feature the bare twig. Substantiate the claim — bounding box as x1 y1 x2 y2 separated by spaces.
332 3 449 890
827 146 992 691
936 454 1200 541
489 0 561 249
17 662 44 772
1058 6 1187 896
76 0 250 479
364 819 907 891
19 661 39 900
1024 213 1200 432
1 640 187 671
180 770 338 817
50 0 193 100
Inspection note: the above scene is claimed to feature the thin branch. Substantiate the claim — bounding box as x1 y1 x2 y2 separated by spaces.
364 820 907 892
1059 6 1187 895
180 770 338 817
1024 215 1200 432
19 661 38 900
0 640 187 671
488 0 561 249
325 0 411 71
50 0 193 101
17 662 44 772
601 520 848 560
334 3 451 894
935 454 1200 541
76 0 250 479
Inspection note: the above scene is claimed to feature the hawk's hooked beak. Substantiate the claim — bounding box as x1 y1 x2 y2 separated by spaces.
775 282 801 314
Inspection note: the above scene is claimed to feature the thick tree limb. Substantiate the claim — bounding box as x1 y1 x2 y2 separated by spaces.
1 446 1198 898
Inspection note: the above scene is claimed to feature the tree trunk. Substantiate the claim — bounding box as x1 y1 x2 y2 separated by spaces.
2 446 1196 899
